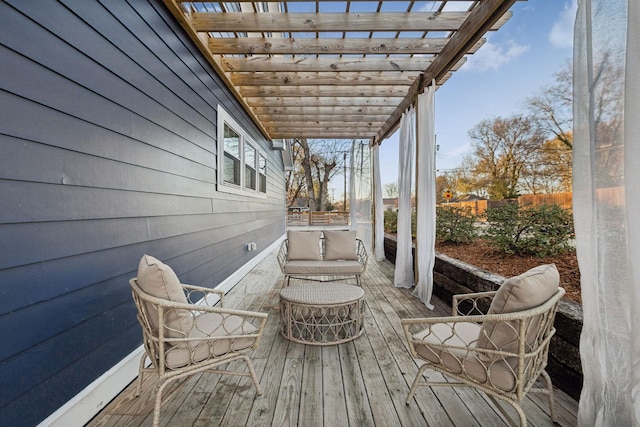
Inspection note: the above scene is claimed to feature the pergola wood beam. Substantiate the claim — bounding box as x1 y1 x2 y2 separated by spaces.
231 71 417 86
260 114 390 122
221 56 436 72
209 37 484 55
240 85 410 97
375 2 516 143
252 106 397 115
192 12 509 33
269 130 377 138
247 97 404 107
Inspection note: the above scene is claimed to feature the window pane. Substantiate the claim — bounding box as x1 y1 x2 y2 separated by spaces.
245 144 256 167
245 165 256 190
245 144 256 190
224 124 240 159
223 152 240 185
259 154 267 193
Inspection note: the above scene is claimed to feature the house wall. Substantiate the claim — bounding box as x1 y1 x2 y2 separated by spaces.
0 1 285 425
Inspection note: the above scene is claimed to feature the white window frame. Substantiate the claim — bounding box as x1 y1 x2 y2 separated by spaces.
217 105 267 198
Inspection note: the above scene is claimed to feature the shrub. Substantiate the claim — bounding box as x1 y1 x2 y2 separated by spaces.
485 203 575 257
435 205 478 244
384 210 398 234
383 210 417 237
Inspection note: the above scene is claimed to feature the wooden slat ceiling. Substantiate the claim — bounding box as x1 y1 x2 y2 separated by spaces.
163 0 518 143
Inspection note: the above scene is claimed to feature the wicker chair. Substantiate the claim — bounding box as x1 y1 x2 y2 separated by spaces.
402 264 565 427
130 255 268 427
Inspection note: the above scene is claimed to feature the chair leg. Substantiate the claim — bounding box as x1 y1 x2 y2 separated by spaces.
487 394 527 427
153 379 172 427
406 363 429 404
135 353 147 397
243 355 262 395
540 370 558 423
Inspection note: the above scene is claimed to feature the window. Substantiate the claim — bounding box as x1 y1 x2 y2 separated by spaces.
217 105 267 197
258 154 267 193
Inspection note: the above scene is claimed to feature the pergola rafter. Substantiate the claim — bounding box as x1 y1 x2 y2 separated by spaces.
163 0 518 143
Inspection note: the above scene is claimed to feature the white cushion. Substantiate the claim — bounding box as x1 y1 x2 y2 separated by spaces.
287 230 322 261
476 264 559 357
323 230 358 260
136 255 192 339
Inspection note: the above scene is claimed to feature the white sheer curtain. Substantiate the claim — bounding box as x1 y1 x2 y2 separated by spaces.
349 140 373 248
394 108 415 288
412 87 436 309
373 144 386 261
574 0 640 424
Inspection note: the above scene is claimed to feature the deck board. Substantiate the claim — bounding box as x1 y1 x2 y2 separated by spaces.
87 248 578 427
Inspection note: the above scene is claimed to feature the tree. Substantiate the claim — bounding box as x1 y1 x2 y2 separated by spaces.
435 173 455 203
527 61 573 149
384 182 398 198
468 115 546 199
285 141 307 208
296 139 351 211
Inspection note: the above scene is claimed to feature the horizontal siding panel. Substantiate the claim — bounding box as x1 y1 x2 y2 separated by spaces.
2 2 216 148
0 318 141 427
0 273 134 363
0 181 214 225
0 136 62 184
0 211 283 314
0 94 215 182
83 0 222 122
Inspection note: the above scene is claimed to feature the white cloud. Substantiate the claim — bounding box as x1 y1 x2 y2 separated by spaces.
419 1 472 12
462 39 530 72
549 1 577 48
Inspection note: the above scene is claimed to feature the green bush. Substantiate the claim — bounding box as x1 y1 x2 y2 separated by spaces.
383 210 416 237
484 203 574 257
384 210 398 234
435 205 478 244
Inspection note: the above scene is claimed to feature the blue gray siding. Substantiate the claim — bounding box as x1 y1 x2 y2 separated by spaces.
0 1 285 425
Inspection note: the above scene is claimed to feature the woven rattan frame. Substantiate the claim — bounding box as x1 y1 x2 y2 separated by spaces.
277 236 368 286
130 278 268 427
402 288 565 427
279 283 365 345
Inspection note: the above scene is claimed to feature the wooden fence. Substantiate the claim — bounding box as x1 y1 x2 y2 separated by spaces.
440 192 575 218
286 211 349 226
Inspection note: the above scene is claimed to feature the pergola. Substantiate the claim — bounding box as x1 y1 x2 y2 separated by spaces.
163 0 517 142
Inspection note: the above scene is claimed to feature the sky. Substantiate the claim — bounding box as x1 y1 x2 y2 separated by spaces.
329 0 577 201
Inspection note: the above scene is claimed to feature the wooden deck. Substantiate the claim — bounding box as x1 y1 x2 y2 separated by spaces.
87 249 578 427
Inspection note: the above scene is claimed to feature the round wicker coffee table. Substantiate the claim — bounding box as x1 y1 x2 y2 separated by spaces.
279 283 365 346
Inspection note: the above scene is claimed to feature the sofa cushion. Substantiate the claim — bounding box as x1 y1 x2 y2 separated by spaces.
287 230 322 261
283 260 364 275
476 264 559 357
323 230 358 260
136 255 193 339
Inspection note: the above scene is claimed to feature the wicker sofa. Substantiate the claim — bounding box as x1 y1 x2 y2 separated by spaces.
277 230 368 286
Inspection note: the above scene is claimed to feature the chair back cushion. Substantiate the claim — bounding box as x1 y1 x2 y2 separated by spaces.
136 255 193 338
286 230 322 261
476 264 559 356
323 230 358 260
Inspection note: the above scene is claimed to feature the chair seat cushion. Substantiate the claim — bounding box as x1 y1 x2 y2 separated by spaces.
283 260 364 275
412 322 517 392
165 312 258 369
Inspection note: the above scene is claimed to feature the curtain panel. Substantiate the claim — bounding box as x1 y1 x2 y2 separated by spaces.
394 108 416 288
412 87 436 309
574 0 640 424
